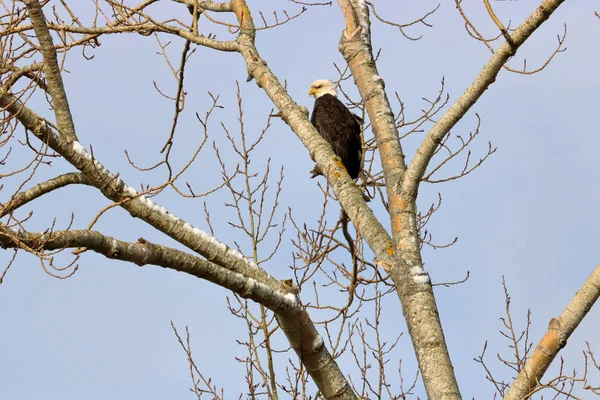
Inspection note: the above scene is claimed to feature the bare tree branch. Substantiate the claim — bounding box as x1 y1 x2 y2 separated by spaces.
1 62 44 91
173 0 234 13
404 0 566 200
0 59 358 400
0 223 297 311
505 265 600 399
335 1 460 398
22 0 78 141
0 172 92 217
0 1 589 399
0 91 279 288
233 2 395 267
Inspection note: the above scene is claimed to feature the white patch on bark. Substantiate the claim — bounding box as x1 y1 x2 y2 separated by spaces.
186 225 258 269
232 271 245 284
123 185 138 196
71 141 92 160
228 248 258 268
410 263 430 284
355 0 370 42
410 266 424 275
140 197 180 226
168 213 179 223
284 292 298 306
413 273 431 285
246 278 271 297
312 334 324 351
191 227 205 237
247 277 256 289
72 140 85 155
141 196 157 210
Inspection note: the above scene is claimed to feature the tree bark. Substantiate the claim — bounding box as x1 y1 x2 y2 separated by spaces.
505 265 600 399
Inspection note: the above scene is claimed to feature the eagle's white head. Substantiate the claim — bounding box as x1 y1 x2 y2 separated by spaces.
308 79 337 98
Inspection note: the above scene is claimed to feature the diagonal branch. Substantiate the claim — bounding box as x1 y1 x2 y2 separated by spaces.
335 1 567 399
0 223 297 312
336 2 460 399
234 8 394 267
337 0 407 196
0 90 354 400
483 0 514 45
504 265 600 400
23 0 78 141
403 0 566 201
1 62 45 91
228 3 372 398
0 172 93 217
0 217 351 399
0 91 278 288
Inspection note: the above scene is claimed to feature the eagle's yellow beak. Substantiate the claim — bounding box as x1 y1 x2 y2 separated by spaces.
308 87 316 96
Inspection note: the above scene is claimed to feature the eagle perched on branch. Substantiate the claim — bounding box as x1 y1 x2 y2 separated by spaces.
308 79 363 179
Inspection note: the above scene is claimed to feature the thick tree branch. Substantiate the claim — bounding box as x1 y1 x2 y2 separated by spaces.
335 2 567 398
0 1 585 399
23 0 78 141
226 3 366 398
0 172 93 217
0 89 354 400
336 3 461 399
505 265 600 400
337 0 407 196
234 12 394 267
0 219 352 399
403 0 566 200
0 91 277 288
0 223 298 312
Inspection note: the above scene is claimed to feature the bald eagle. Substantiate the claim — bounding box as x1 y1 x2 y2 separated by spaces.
308 79 363 179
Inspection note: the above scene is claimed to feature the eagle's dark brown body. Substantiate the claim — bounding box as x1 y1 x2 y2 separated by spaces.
310 93 362 179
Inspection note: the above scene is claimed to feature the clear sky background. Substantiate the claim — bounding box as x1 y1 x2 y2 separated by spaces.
1 1 599 398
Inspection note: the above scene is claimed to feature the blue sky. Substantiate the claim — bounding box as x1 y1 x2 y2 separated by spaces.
1 1 599 398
